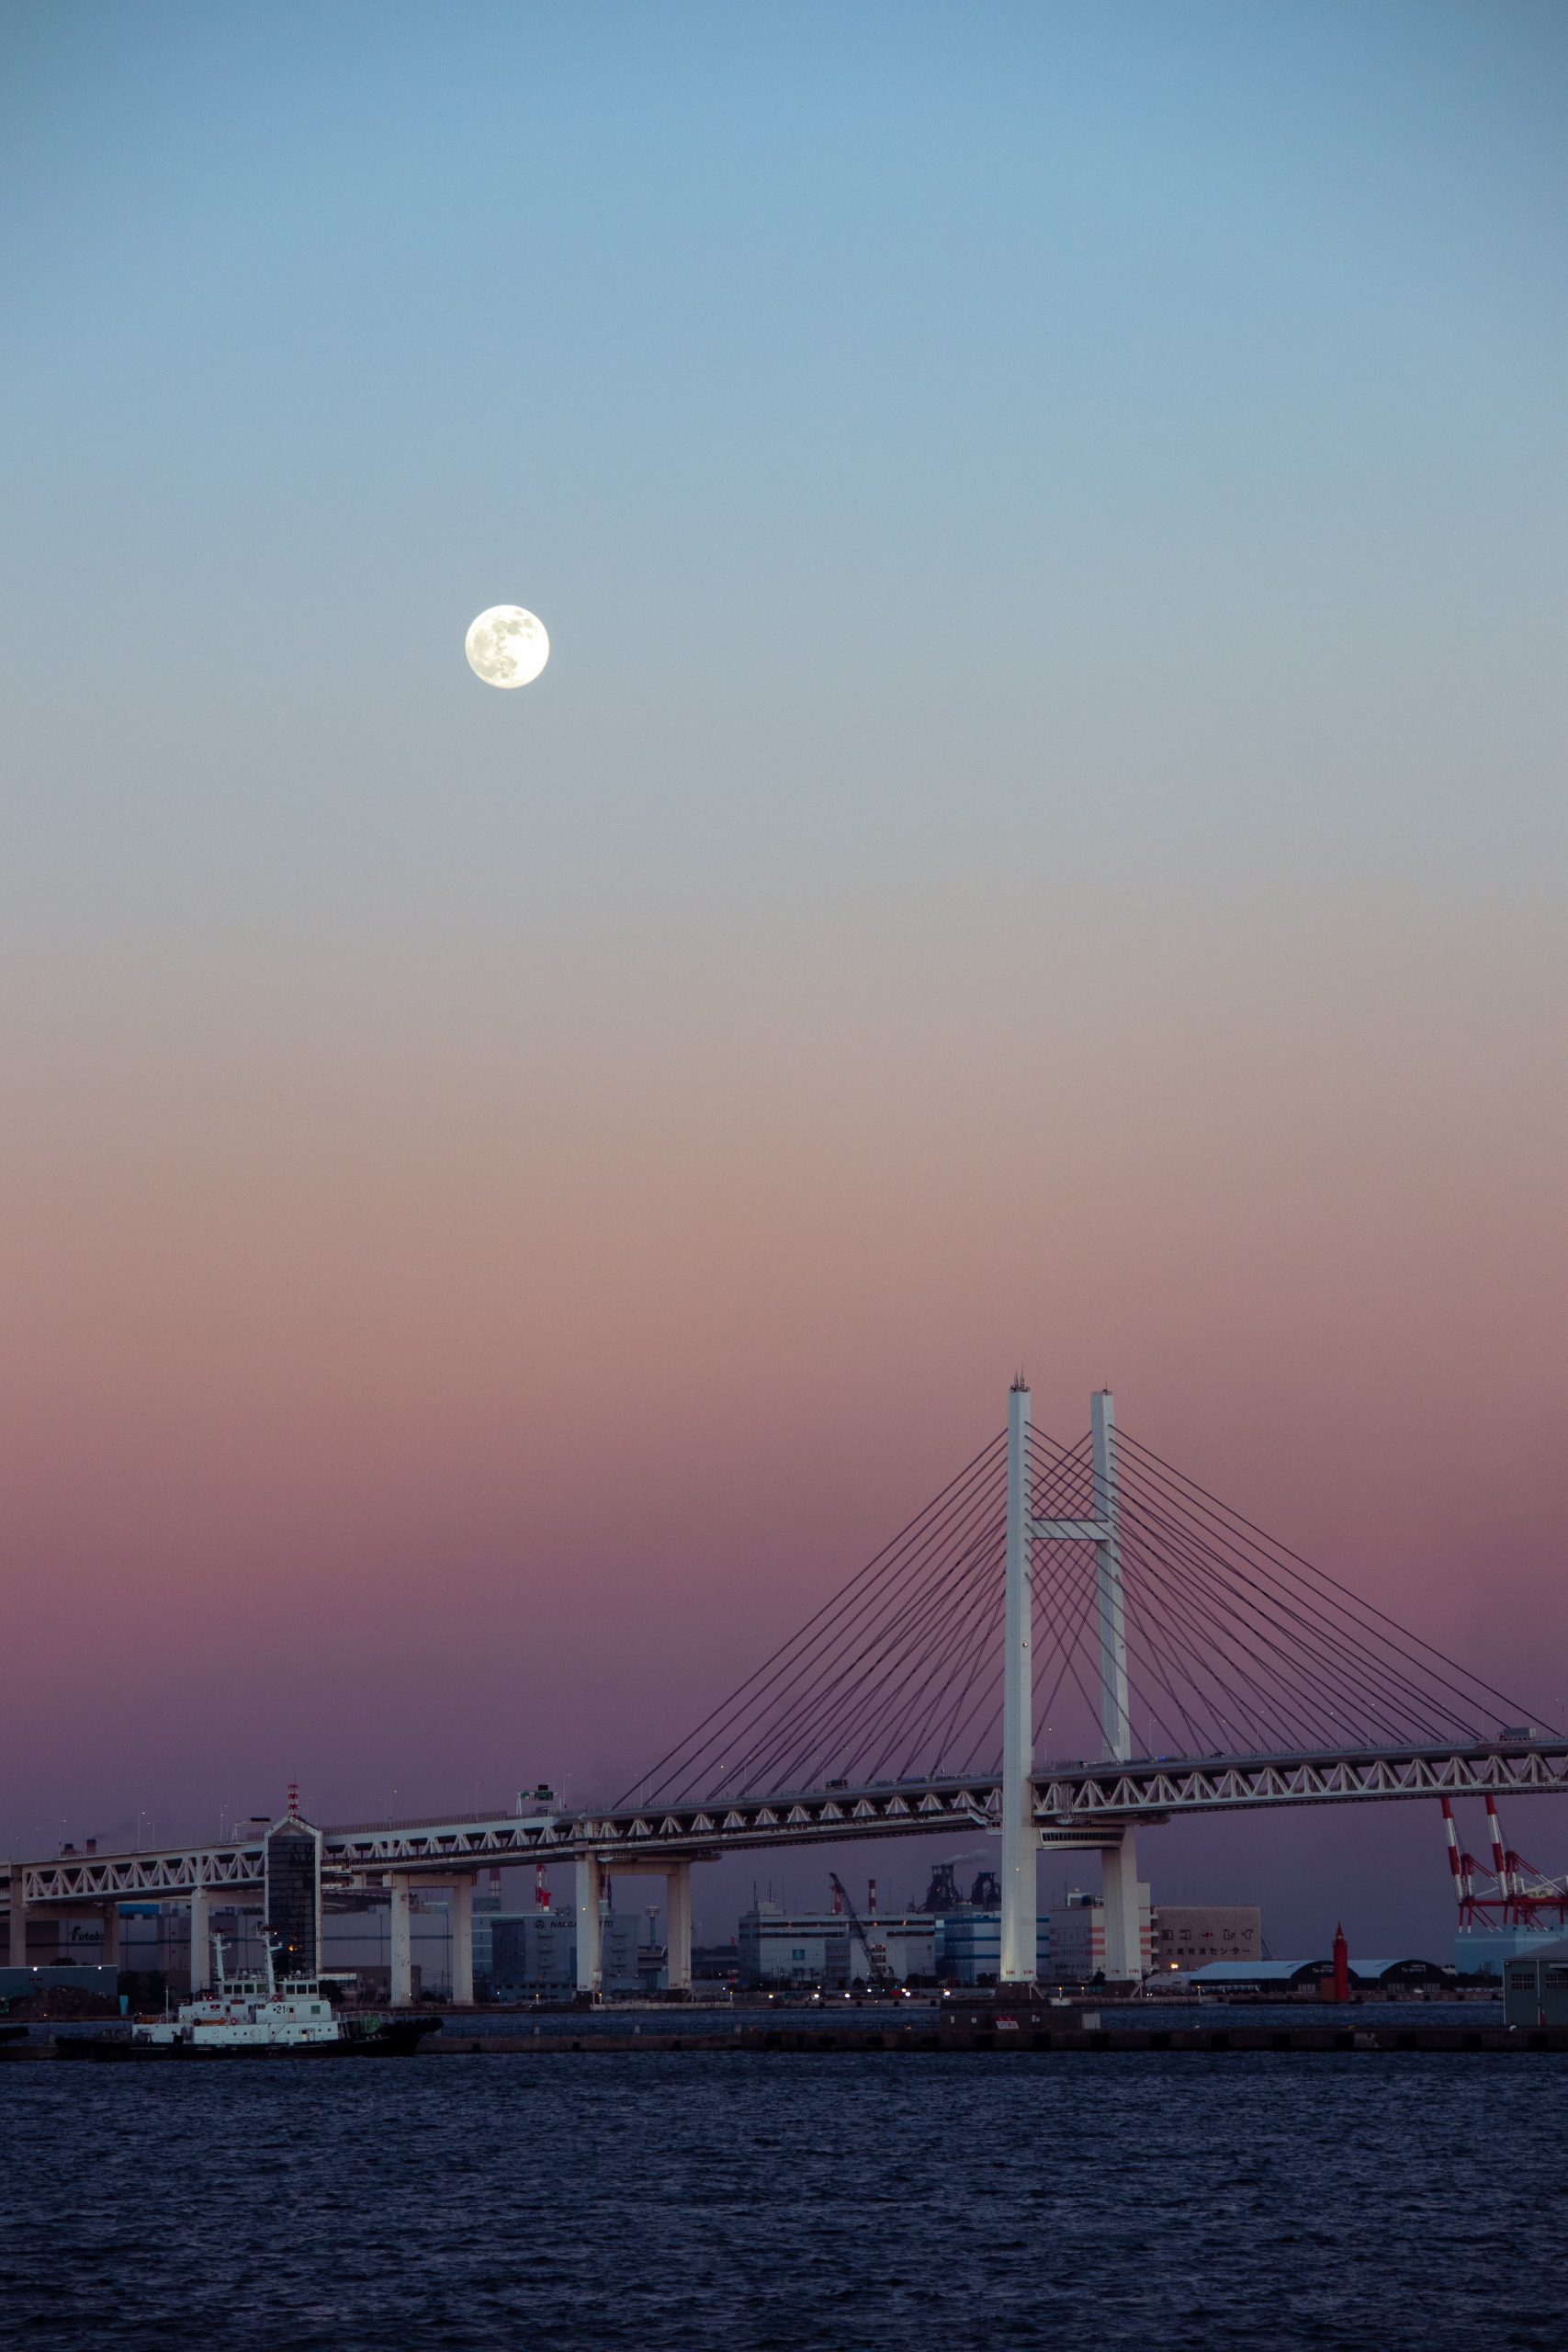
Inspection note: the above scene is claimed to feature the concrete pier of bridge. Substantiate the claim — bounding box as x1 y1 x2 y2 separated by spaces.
575 1856 694 1996
389 1873 477 2007
3 1882 123 1973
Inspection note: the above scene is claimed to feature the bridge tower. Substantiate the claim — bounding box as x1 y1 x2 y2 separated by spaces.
998 1379 1036 1982
1000 1381 1145 1985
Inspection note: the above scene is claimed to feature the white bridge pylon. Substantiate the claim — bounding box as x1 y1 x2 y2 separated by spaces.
1001 1380 1143 1984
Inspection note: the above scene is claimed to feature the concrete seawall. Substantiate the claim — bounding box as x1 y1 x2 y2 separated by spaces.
420 2022 1567 2055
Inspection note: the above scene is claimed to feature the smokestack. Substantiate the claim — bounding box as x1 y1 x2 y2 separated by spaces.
867 1878 878 1917
535 1863 550 1912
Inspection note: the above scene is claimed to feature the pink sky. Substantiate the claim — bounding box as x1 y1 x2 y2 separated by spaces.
4 875 1562 1953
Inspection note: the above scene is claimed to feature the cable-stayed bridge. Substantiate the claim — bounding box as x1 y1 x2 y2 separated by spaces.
6 1383 1563 1997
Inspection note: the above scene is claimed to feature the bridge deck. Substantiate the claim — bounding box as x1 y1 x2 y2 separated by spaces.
8 1740 1567 1906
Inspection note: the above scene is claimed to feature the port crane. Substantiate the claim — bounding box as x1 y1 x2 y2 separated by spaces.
829 1872 897 1992
1440 1796 1568 1932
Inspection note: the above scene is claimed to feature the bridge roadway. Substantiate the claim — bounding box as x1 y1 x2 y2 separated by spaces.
8 1734 1566 1944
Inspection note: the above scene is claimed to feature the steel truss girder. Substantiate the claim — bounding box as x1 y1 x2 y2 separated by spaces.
9 1743 1566 1908
13 1846 266 1905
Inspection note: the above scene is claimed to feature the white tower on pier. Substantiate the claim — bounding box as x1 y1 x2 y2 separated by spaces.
999 1380 1145 1985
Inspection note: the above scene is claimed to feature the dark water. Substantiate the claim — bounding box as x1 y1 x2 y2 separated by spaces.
4 2052 1563 2350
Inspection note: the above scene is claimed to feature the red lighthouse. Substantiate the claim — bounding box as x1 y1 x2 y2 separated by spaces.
1331 1921 1350 2003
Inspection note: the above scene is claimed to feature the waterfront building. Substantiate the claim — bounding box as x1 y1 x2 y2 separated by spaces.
1166 1956 1453 1993
1453 1923 1568 1979
487 1907 644 1995
739 1903 936 1987
1149 1905 1261 1973
1046 1887 1153 1982
1502 1940 1568 2027
935 1894 1155 1985
471 1884 503 1985
11 1913 110 1964
937 1909 1045 1984
938 1887 1189 1984
1167 1959 1331 1992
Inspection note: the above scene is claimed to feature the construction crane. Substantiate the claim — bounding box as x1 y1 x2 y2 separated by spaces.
829 1872 897 1992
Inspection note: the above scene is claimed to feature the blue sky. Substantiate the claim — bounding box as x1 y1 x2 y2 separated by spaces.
5 1 1562 918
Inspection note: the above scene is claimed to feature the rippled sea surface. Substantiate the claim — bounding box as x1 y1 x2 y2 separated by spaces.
6 2052 1564 2351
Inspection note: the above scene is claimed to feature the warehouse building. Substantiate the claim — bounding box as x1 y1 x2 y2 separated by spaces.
1167 1956 1454 1993
1503 1941 1568 2028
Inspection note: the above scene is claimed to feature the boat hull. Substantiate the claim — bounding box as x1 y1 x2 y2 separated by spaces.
56 2018 441 2061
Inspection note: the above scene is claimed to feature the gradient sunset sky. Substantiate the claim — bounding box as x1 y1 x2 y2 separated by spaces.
3 2 1564 1950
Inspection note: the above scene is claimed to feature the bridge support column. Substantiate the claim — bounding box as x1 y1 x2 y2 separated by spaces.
1101 1829 1148 1983
189 1885 212 1993
449 1875 475 2007
6 1871 25 1967
389 1878 413 2007
575 1855 604 1996
664 1861 692 1994
1000 1378 1038 1984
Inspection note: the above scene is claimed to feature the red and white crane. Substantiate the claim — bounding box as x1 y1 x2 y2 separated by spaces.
1439 1796 1568 1932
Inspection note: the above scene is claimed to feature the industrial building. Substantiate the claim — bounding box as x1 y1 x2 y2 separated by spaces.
914 1859 1168 1985
937 1898 1268 1984
486 1908 649 1996
1453 1924 1568 1979
9 1914 109 1965
739 1901 936 1987
936 1909 1047 1984
1046 1887 1154 1983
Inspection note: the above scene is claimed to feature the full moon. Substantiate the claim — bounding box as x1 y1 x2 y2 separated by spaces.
465 605 550 687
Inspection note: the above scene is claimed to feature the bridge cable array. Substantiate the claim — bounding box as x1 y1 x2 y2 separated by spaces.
621 1422 1554 1808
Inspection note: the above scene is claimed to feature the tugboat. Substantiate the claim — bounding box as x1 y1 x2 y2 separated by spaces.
59 1935 440 2060
132 1935 341 2051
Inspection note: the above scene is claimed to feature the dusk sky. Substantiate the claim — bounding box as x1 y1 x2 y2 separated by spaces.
3 2 1564 1952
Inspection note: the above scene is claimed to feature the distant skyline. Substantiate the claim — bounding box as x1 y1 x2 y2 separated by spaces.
2 2 1564 1954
